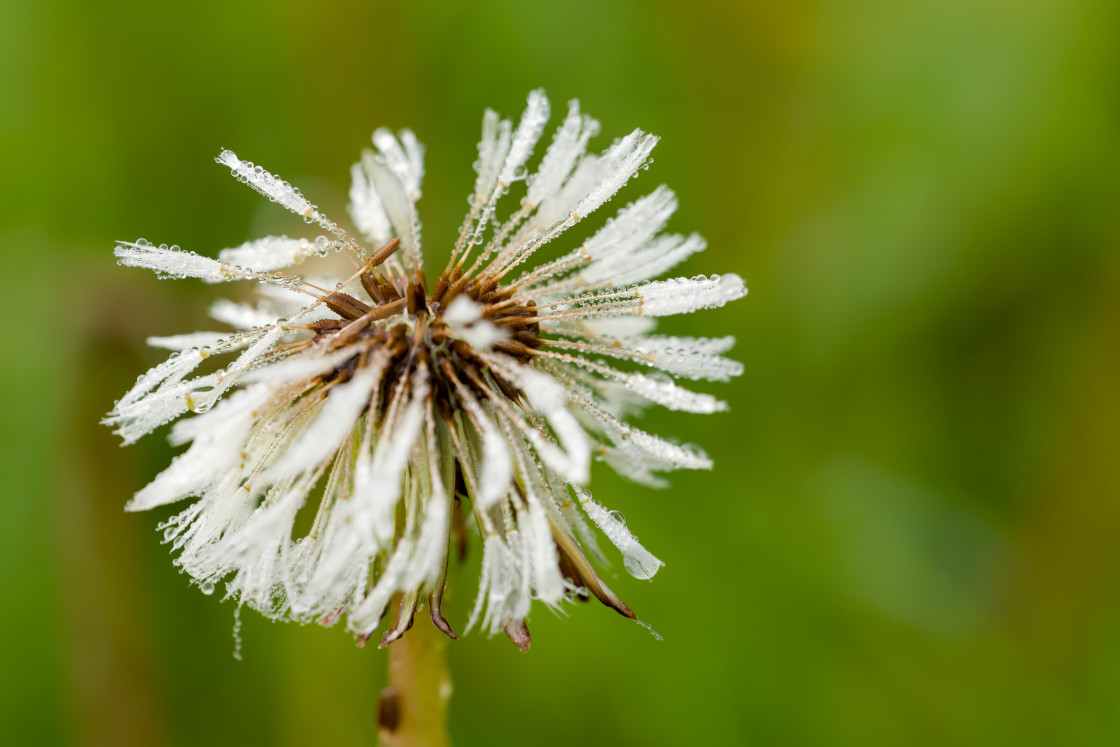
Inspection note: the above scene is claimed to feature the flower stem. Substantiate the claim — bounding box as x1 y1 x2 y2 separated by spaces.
377 613 452 747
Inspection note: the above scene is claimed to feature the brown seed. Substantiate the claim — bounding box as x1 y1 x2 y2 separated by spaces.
308 319 343 335
367 236 402 268
324 291 372 320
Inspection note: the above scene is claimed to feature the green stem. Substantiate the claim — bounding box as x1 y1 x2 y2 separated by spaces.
377 614 452 747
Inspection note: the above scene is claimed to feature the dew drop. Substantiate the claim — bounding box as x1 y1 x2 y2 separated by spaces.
199 580 215 595
232 604 244 661
608 509 627 526
636 619 663 641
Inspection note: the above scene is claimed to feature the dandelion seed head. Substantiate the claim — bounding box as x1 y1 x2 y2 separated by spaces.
107 90 746 648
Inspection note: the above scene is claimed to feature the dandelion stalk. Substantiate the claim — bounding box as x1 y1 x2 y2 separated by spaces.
378 608 451 747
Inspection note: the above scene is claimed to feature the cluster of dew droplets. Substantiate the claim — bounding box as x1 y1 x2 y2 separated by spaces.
119 239 195 281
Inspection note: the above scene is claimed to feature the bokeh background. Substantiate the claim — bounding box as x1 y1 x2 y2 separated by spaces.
3 0 1119 744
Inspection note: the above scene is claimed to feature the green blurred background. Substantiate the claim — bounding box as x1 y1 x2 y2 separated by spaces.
3 0 1120 744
